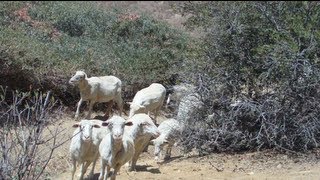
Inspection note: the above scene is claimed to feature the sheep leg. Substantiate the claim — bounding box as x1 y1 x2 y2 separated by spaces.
79 161 91 180
104 166 111 180
103 100 113 119
86 101 95 119
99 159 106 180
89 154 99 179
142 145 148 152
75 98 83 120
71 159 76 180
125 160 132 171
111 165 121 180
129 154 140 171
153 108 159 125
128 149 141 171
154 109 158 120
142 140 149 152
78 163 85 180
164 143 174 160
155 151 162 162
114 94 123 116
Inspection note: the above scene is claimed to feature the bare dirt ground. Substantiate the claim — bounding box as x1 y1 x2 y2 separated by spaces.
46 112 320 180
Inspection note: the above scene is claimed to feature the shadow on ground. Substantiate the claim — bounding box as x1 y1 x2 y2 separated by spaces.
135 164 161 174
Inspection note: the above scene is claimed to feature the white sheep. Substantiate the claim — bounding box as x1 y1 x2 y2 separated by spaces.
124 113 160 171
128 83 166 125
166 83 196 106
151 118 183 162
69 70 123 120
170 83 217 130
98 116 134 180
176 92 204 125
166 83 205 124
69 119 109 180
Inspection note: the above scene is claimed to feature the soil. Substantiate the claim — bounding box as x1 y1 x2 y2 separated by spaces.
46 113 320 180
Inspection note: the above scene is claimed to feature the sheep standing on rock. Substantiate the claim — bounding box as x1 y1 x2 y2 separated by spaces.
124 113 160 171
151 118 183 162
98 116 134 180
69 119 109 180
128 83 166 125
69 70 123 120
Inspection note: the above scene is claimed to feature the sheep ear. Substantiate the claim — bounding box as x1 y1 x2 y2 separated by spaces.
127 102 132 105
72 124 80 128
163 139 169 144
141 122 147 126
139 104 145 108
101 122 109 126
93 124 100 128
125 121 133 126
149 139 155 145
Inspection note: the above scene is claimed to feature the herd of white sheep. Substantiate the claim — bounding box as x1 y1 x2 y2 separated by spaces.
68 70 193 180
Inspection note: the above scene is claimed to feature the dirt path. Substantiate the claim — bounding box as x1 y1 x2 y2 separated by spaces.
47 114 320 180
53 149 320 180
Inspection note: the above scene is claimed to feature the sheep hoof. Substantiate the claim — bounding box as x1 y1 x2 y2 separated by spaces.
155 156 161 164
164 155 171 161
88 172 94 179
74 114 80 120
127 167 134 172
98 175 103 180
125 162 130 168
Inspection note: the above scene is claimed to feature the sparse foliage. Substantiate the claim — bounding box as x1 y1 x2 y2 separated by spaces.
176 1 320 154
0 86 65 180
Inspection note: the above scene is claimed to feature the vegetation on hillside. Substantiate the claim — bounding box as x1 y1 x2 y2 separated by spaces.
175 1 320 154
0 2 197 178
2 2 320 179
0 1 195 105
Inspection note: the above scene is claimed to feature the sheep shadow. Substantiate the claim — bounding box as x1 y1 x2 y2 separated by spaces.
88 172 112 180
157 155 184 165
85 166 161 180
134 164 161 174
88 173 100 180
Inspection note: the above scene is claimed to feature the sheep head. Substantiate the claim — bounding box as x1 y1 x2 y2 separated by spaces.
102 116 133 141
136 118 160 138
128 103 146 118
72 120 101 142
69 70 87 85
151 138 169 161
